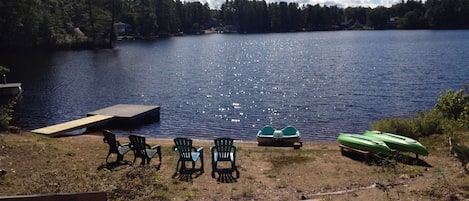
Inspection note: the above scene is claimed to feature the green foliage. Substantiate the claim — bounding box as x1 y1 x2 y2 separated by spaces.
0 66 10 75
435 89 467 120
372 116 418 139
435 89 469 129
0 96 19 132
0 105 12 130
1 0 468 49
372 108 453 139
373 87 469 139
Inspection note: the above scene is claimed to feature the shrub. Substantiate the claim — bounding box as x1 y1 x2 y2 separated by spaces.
435 89 469 122
0 65 10 75
0 94 20 132
0 105 12 130
371 111 444 139
412 111 444 137
372 87 469 139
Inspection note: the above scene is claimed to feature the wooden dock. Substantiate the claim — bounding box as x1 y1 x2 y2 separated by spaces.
0 83 22 96
31 104 160 135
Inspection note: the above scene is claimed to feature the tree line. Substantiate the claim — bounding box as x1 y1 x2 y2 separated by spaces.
0 0 468 49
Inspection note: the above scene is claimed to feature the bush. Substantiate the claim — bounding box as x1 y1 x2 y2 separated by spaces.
434 89 469 120
371 111 444 139
0 92 20 132
0 105 12 130
372 116 415 137
372 87 469 139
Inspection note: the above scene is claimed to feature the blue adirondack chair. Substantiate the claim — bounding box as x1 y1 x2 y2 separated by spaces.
211 137 239 178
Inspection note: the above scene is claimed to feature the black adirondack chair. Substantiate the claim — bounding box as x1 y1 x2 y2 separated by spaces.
210 137 239 178
128 135 162 165
173 137 204 174
103 130 131 163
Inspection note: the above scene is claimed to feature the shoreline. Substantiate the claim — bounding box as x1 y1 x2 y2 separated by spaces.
78 131 339 147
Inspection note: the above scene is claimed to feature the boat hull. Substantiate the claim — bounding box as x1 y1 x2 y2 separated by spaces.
257 136 300 146
363 130 428 156
337 133 392 156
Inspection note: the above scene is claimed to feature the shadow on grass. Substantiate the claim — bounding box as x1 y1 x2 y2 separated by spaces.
392 153 432 167
97 161 130 171
97 161 161 171
211 169 240 183
172 168 204 182
341 150 432 167
340 150 392 166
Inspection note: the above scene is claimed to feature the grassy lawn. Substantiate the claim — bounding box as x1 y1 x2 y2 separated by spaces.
0 132 468 200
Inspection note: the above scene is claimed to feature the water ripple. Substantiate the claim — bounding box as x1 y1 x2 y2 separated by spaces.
6 30 469 141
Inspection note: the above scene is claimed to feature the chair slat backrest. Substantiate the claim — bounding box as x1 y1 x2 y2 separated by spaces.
214 138 234 159
129 135 147 158
174 137 193 159
103 130 119 153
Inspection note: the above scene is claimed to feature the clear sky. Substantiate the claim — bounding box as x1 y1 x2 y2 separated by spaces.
197 0 405 10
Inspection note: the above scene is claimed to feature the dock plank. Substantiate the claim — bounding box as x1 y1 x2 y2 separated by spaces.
87 104 160 118
31 115 113 135
0 83 22 96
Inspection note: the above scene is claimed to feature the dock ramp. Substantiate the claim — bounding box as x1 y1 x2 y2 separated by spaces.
31 115 113 135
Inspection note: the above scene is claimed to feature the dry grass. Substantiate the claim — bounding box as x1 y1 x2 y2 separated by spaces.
0 132 469 200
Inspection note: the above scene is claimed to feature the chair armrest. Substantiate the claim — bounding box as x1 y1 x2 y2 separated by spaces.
210 146 216 155
151 144 161 150
120 143 129 147
197 147 204 153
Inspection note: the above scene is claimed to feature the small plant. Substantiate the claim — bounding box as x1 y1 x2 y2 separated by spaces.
0 65 9 84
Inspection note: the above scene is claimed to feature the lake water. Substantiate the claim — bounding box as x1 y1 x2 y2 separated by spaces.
3 30 469 141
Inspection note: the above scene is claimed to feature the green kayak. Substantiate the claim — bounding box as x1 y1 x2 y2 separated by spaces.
363 130 428 156
337 133 392 156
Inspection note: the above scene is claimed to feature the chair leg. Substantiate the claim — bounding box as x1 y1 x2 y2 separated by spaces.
211 161 217 178
140 157 147 165
105 152 111 163
157 147 162 163
200 152 204 172
176 160 180 171
116 154 124 163
212 159 217 175
146 157 151 165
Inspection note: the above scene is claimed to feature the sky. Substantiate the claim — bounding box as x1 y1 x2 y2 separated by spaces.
195 0 405 10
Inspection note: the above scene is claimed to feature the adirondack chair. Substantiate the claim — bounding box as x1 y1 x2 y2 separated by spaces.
173 137 204 174
128 135 162 165
102 130 130 163
210 137 239 178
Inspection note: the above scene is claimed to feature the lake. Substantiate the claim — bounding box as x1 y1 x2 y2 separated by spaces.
3 30 469 141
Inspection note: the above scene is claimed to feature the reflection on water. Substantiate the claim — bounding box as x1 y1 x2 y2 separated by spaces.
4 30 469 141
